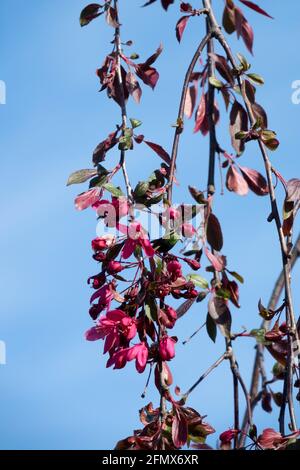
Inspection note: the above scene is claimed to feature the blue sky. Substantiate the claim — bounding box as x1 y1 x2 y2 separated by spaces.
0 0 300 450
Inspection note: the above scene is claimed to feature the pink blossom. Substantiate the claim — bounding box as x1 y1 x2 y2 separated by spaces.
92 234 116 252
106 342 149 373
219 429 239 444
159 335 176 361
182 223 196 238
93 196 129 226
127 342 149 373
118 222 155 259
159 306 177 329
75 188 101 211
167 260 182 281
89 283 114 312
107 261 123 275
257 428 300 450
85 309 137 355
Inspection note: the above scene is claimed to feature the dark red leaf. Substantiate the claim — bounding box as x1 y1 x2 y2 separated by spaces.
239 0 273 19
93 129 119 165
184 84 197 119
144 141 171 164
106 6 119 28
207 213 223 252
205 247 225 272
126 72 142 103
135 65 160 90
172 409 188 448
176 16 190 42
162 0 175 9
193 94 206 133
239 166 269 196
222 4 236 34
226 165 249 196
252 102 268 129
229 101 248 154
144 44 163 67
210 53 234 86
235 7 254 53
208 293 232 338
80 4 102 27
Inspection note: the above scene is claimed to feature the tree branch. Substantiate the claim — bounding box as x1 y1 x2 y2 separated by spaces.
167 32 211 204
203 0 299 434
114 0 133 201
239 233 300 446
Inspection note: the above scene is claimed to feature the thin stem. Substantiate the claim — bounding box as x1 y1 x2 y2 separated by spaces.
167 32 211 204
114 0 133 201
183 353 228 399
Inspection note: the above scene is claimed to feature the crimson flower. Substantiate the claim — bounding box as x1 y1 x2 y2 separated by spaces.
257 428 300 450
91 234 116 252
85 309 137 354
75 188 101 211
159 335 176 361
117 222 155 259
107 342 149 373
92 196 129 226
167 260 182 281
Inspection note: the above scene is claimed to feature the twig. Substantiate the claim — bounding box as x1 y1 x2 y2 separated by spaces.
114 0 133 201
167 32 211 204
183 352 228 399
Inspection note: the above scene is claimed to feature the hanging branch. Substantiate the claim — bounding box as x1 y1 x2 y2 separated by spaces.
239 233 300 447
167 31 211 204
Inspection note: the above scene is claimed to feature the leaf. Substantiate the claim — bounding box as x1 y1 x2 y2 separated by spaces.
239 166 269 196
222 4 236 34
126 72 142 103
285 178 300 204
176 16 190 42
252 102 268 129
193 94 206 133
144 140 171 164
209 53 234 86
227 270 244 284
246 73 264 85
206 312 217 343
206 213 223 251
208 294 232 338
229 101 248 154
235 7 254 54
130 118 142 129
176 298 196 319
93 130 119 165
184 85 197 119
226 165 249 196
67 169 97 186
144 44 163 67
103 183 124 197
172 409 188 448
106 6 119 28
135 65 159 90
80 4 102 27
239 0 273 19
187 274 209 290
205 247 224 272
209 77 223 89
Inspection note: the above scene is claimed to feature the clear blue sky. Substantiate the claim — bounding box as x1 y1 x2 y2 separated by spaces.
1 0 300 450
